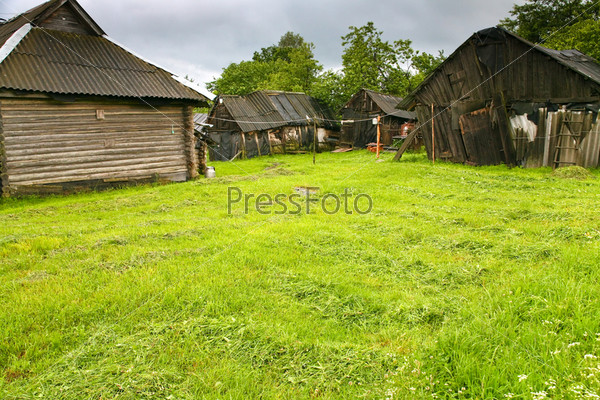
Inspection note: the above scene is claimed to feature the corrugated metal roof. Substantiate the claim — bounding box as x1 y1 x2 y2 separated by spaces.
344 89 415 120
214 91 338 133
363 89 403 114
194 113 208 127
0 27 207 102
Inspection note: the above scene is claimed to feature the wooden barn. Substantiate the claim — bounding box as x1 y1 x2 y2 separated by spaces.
340 89 415 148
0 0 210 196
206 90 339 161
397 27 600 168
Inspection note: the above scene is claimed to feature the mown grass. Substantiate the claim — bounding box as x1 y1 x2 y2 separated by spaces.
1 151 600 399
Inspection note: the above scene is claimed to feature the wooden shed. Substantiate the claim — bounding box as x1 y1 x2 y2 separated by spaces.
0 0 210 196
397 27 600 168
340 89 415 148
206 90 339 161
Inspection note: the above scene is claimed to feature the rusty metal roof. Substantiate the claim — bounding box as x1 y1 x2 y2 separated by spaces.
0 0 208 103
213 91 339 133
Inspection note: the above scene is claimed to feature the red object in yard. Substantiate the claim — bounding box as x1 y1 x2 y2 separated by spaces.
367 143 384 153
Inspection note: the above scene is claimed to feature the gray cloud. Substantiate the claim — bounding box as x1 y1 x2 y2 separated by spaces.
1 0 524 94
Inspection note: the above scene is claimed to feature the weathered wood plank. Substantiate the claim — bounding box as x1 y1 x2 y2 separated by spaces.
7 144 184 161
12 168 188 187
7 148 186 168
9 161 187 184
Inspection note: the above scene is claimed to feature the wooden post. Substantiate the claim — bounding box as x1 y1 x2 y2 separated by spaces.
254 133 261 157
313 117 317 165
282 128 287 154
183 105 198 179
376 115 381 159
241 132 247 159
267 130 273 155
393 126 420 162
431 104 435 164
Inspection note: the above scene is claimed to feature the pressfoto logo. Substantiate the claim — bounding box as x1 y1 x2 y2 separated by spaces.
227 187 373 215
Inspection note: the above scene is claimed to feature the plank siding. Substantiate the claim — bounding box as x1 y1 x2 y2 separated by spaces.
183 105 197 179
39 5 96 35
405 29 600 167
1 99 190 194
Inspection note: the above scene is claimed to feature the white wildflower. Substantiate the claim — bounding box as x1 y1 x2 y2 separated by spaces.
568 342 581 348
585 354 598 360
531 391 547 400
545 378 557 390
518 374 528 382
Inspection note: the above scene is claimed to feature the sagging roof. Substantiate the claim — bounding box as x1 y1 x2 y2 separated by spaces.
398 26 600 109
0 0 208 103
212 91 339 133
345 89 415 119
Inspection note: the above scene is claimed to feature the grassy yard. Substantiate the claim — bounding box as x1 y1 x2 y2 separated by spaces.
1 151 600 399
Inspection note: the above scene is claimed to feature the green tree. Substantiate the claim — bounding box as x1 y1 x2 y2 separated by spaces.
207 33 322 95
340 22 395 96
339 22 444 99
206 60 274 95
310 70 346 111
500 0 600 59
544 18 600 60
258 43 322 93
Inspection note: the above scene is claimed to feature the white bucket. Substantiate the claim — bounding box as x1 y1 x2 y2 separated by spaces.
205 166 216 179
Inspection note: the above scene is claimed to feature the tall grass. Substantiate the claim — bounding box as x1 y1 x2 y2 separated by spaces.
1 151 599 399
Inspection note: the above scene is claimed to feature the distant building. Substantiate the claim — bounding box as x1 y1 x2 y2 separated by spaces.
206 90 339 161
398 27 600 168
0 0 209 196
340 89 415 148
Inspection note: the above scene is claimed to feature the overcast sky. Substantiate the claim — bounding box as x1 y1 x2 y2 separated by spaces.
1 0 524 97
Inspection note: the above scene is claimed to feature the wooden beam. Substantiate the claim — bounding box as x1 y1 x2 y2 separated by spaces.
393 126 421 161
183 105 197 179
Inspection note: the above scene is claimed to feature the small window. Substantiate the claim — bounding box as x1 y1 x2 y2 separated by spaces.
96 110 105 120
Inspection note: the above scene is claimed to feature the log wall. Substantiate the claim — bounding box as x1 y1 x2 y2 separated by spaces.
0 98 191 195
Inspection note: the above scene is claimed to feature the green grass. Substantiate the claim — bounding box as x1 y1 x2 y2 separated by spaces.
1 151 600 399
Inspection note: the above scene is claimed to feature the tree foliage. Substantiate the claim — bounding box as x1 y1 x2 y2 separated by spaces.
338 22 444 102
206 25 445 113
207 32 322 95
544 18 600 60
501 0 600 59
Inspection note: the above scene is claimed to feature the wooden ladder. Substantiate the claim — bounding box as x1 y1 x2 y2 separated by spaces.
553 117 583 169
